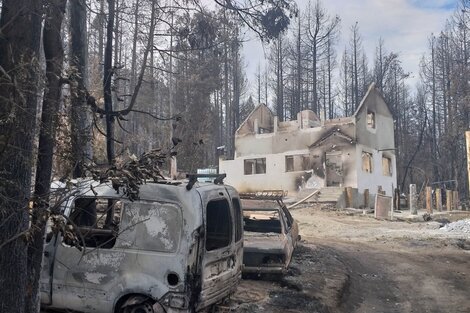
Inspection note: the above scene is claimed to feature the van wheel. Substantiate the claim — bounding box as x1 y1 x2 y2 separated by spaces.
121 301 154 313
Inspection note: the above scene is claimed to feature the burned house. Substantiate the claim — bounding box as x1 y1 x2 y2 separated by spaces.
219 84 397 205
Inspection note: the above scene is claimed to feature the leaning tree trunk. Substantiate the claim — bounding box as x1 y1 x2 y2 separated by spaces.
70 0 93 177
0 1 42 312
25 1 67 312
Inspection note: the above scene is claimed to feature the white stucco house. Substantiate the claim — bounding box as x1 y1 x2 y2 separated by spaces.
219 84 397 203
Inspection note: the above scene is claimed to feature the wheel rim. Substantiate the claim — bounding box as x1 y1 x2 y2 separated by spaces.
126 302 153 313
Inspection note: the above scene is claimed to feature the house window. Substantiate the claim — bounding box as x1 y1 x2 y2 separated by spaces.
206 199 232 251
285 154 312 172
382 156 392 176
259 127 272 134
244 158 266 175
285 156 294 172
362 151 373 173
367 110 375 129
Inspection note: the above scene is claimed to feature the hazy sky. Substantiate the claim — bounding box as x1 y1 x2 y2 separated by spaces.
242 0 459 94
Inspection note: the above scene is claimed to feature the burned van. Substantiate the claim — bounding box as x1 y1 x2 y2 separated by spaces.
40 177 243 313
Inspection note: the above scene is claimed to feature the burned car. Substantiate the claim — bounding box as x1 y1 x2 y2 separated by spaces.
40 175 243 313
240 191 300 275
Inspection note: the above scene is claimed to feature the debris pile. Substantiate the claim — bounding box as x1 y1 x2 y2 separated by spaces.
441 219 470 234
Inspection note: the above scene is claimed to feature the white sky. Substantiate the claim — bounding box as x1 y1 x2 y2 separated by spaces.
242 0 458 96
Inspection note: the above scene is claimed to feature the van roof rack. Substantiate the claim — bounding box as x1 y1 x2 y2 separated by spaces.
185 173 226 190
239 190 287 201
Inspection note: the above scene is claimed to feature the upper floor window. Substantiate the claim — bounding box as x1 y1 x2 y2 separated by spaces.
367 110 376 129
244 158 266 175
362 151 373 173
382 156 392 176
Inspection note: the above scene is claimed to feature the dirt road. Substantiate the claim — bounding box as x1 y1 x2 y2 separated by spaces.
228 207 470 313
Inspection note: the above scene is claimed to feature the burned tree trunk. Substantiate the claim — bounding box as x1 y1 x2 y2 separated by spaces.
70 0 93 176
25 1 67 312
0 1 42 312
104 0 116 164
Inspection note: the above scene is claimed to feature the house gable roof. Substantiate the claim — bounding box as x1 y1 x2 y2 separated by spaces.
236 103 274 135
309 128 355 149
353 83 394 118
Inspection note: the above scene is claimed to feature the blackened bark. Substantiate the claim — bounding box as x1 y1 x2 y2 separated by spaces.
0 1 42 312
104 0 116 164
70 0 93 177
25 1 67 312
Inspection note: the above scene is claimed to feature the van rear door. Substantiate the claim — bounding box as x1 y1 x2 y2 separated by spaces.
196 186 242 309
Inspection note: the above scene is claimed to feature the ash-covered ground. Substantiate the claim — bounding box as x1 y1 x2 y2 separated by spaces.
225 207 470 313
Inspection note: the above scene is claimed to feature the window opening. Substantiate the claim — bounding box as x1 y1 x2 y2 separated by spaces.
382 156 392 176
362 151 373 173
206 199 232 251
244 158 266 175
232 198 242 242
67 198 122 249
285 156 294 172
367 110 376 129
243 210 282 234
285 154 313 172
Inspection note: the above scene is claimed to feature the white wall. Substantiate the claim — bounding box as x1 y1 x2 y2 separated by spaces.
355 144 397 196
219 150 312 192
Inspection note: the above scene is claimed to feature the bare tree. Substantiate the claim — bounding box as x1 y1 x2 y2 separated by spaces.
304 0 340 114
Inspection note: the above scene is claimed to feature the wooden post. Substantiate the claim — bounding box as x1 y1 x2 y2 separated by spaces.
364 189 369 208
453 191 459 210
446 190 453 211
435 188 442 212
426 186 432 214
346 187 353 208
394 188 400 212
409 184 417 215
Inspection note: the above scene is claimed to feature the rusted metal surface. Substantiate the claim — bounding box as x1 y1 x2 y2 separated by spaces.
239 190 287 201
241 200 300 275
40 180 243 313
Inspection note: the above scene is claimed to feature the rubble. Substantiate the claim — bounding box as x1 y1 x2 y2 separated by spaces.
441 219 470 234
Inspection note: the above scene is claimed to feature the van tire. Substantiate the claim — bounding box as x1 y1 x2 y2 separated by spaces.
117 295 156 313
120 301 154 313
